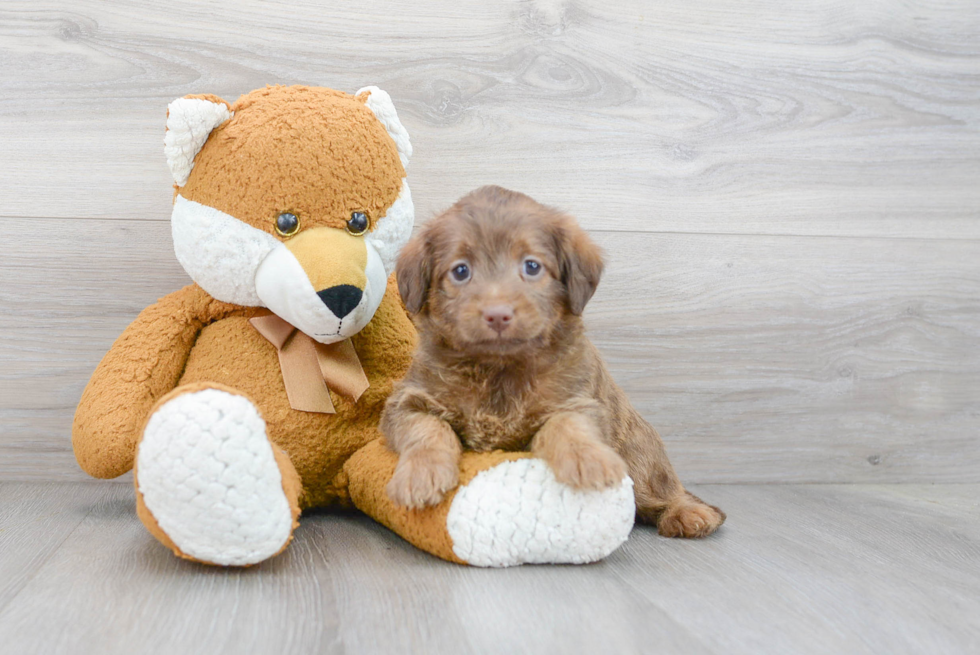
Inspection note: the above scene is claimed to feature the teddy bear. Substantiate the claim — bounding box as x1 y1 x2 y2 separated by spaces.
71 84 636 567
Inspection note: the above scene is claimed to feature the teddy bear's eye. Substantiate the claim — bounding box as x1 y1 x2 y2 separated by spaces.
347 212 369 236
275 212 300 238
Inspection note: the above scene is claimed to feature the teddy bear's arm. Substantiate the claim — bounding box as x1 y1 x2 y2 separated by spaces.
72 284 237 478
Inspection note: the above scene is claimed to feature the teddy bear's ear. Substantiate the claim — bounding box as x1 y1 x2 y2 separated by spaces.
356 86 412 168
164 94 232 186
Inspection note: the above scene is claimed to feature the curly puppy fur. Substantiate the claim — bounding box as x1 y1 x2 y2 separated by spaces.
381 186 725 538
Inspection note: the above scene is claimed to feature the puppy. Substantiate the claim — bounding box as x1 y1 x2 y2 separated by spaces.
381 186 725 538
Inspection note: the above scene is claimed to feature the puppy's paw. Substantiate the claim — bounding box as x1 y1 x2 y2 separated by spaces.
386 449 460 510
658 498 726 539
546 441 628 491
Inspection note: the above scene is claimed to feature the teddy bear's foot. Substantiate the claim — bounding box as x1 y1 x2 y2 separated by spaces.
345 442 635 567
134 385 301 566
445 458 635 567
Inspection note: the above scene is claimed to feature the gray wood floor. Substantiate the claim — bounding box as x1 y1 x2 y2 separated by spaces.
0 481 976 654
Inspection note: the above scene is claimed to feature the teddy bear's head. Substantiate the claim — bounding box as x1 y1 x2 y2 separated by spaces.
164 85 414 344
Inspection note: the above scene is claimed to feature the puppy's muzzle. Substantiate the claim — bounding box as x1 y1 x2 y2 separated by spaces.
482 305 514 334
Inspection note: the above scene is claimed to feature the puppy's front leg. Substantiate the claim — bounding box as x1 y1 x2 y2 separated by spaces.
531 411 627 490
381 402 461 509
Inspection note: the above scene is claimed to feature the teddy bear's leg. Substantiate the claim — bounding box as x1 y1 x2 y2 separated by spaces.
133 383 301 566
344 440 635 567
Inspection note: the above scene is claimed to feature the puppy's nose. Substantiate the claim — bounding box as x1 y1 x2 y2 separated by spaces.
482 305 514 334
317 284 362 318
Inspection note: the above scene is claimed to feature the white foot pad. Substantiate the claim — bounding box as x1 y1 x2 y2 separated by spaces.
446 459 635 567
137 389 294 566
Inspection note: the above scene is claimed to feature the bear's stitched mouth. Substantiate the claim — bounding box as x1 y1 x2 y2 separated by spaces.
315 319 344 339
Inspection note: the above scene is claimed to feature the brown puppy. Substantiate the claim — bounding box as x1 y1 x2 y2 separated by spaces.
381 186 725 538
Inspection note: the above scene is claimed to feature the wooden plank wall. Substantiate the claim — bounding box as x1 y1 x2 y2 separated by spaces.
1 0 978 483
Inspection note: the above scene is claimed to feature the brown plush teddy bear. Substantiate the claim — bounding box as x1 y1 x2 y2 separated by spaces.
71 85 635 567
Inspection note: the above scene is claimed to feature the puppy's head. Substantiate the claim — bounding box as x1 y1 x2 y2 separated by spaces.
398 186 603 356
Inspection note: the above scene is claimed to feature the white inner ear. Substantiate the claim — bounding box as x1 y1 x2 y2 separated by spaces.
357 86 412 168
171 195 278 306
165 98 232 186
365 180 414 276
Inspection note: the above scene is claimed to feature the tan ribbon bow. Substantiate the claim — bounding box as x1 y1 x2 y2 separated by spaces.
250 314 369 414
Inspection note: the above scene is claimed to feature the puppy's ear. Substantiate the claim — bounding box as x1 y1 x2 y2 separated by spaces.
551 217 604 315
396 233 431 314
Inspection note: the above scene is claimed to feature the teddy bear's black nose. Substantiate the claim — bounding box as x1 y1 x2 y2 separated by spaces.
317 285 362 319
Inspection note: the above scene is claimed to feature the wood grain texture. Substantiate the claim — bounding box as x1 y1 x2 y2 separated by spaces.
612 483 980 654
2 219 977 483
1 3 978 649
0 482 115 612
0 482 977 654
1 0 978 483
0 0 978 237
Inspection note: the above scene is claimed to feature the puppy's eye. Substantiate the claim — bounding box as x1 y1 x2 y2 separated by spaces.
450 262 471 283
275 212 300 238
523 258 542 277
347 212 369 236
